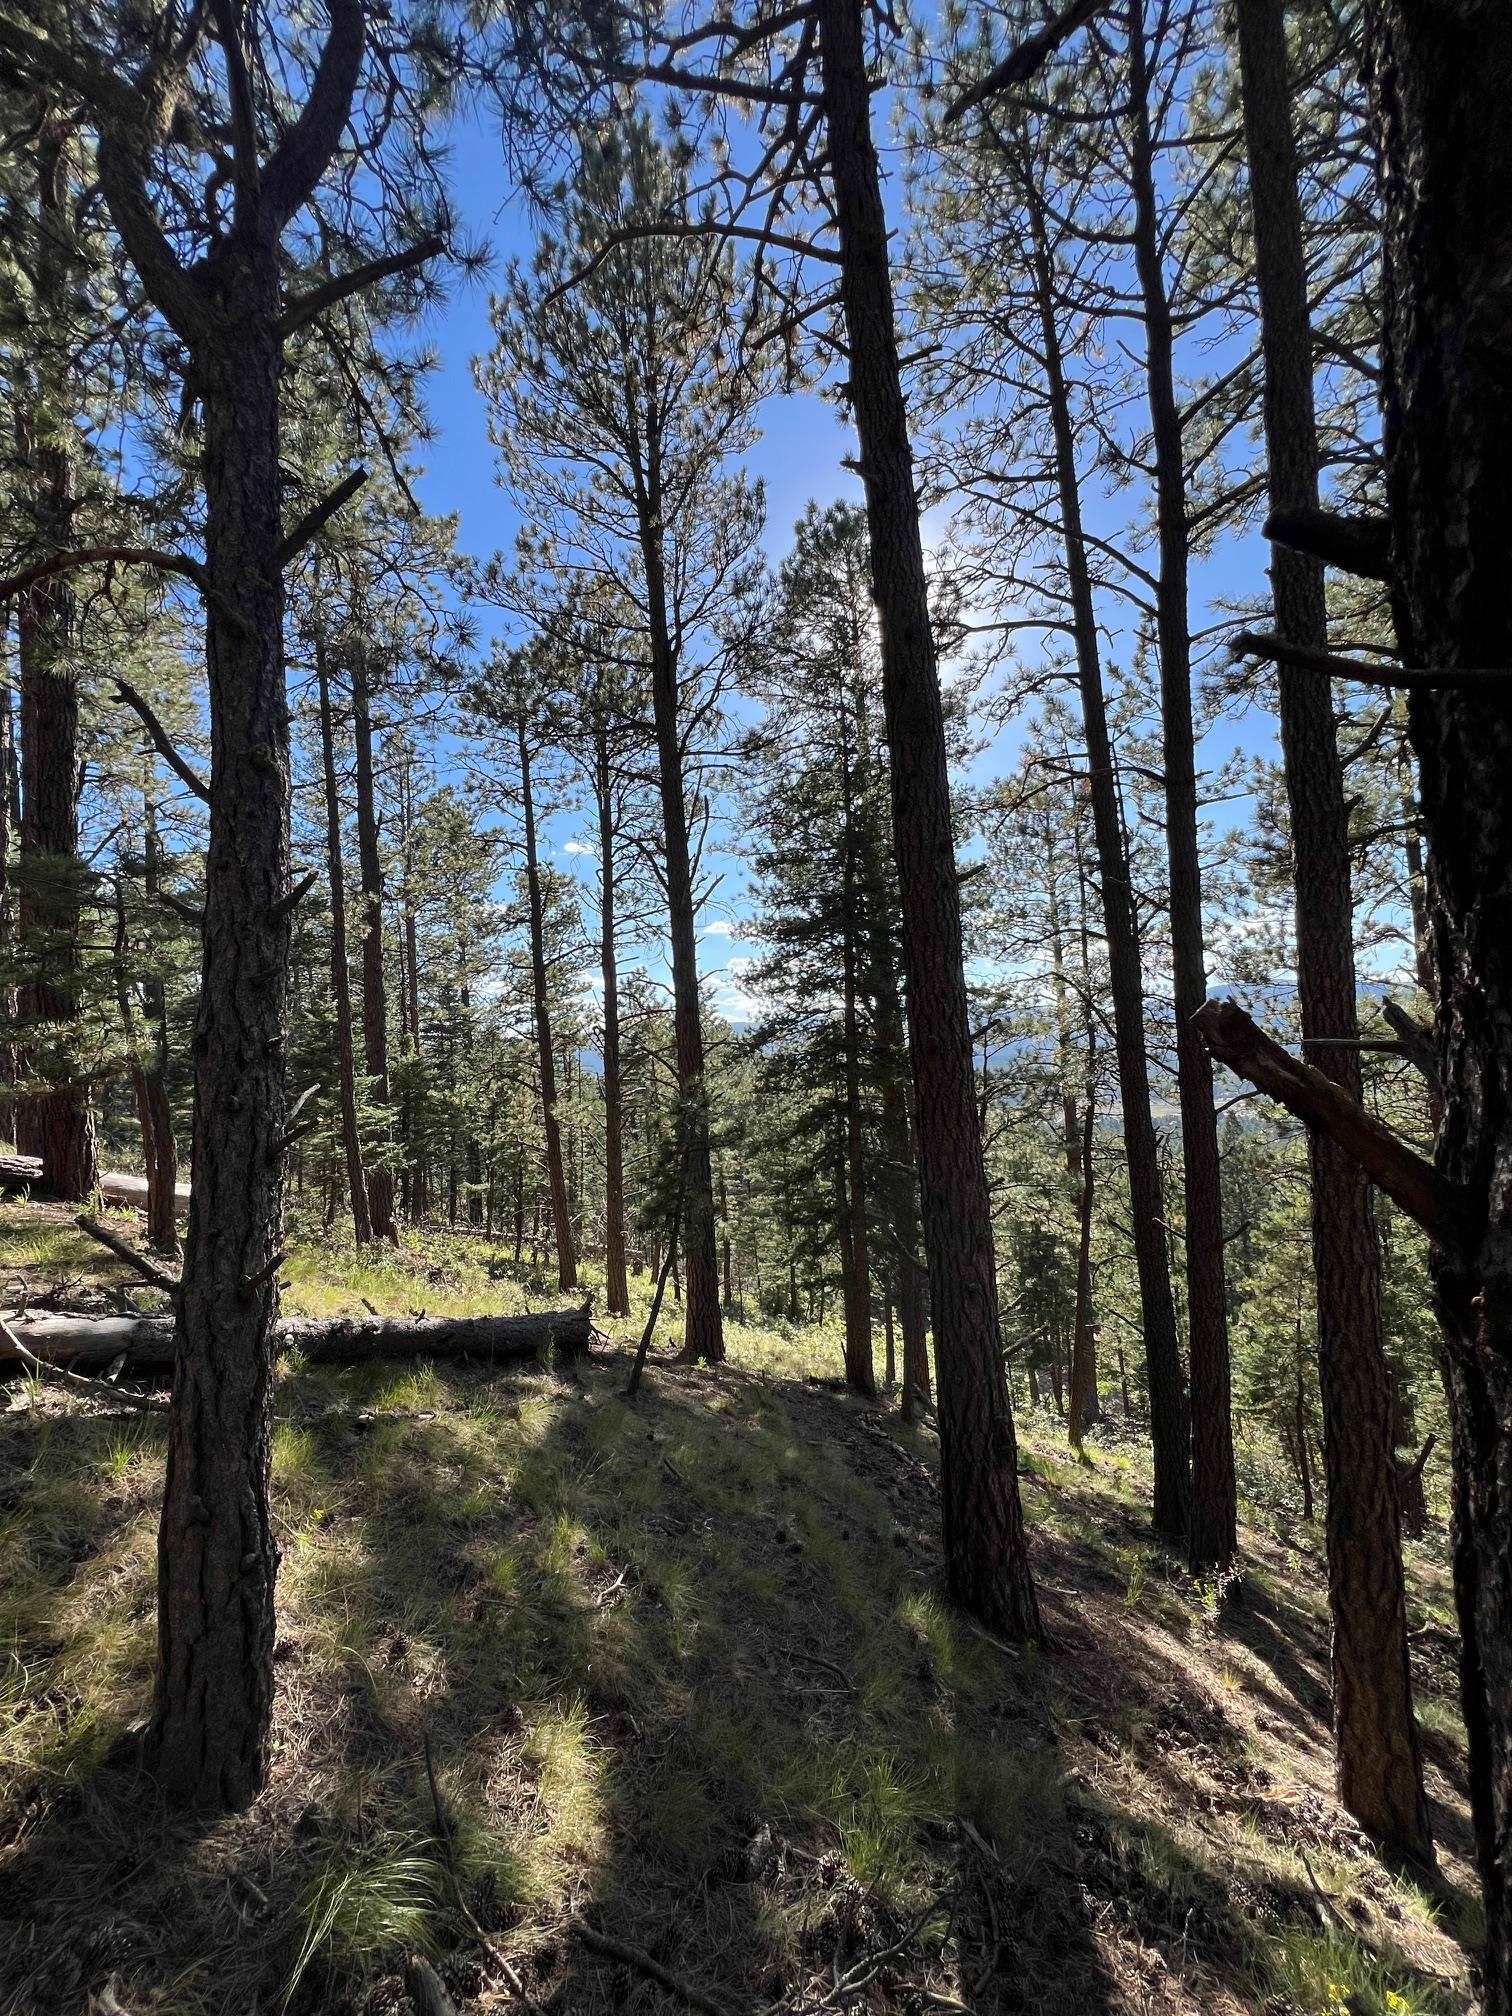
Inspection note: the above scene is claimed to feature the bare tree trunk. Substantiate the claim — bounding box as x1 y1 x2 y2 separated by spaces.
817 0 1038 1639
1362 0 1512 1972
316 627 373 1246
638 490 722 1365
1026 167 1184 1529
0 669 17 1146
1237 0 1429 1860
350 645 398 1243
517 715 576 1290
1127 6 1232 1566
838 681 874 1397
15 122 96 1201
594 728 630 1315
147 263 290 1812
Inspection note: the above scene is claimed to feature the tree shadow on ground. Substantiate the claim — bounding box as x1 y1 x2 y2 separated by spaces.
0 1342 1478 2016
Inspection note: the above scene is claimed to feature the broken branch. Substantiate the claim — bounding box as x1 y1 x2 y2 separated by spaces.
1229 631 1511 693
275 466 369 566
1193 998 1460 1242
114 677 210 802
75 1213 180 1295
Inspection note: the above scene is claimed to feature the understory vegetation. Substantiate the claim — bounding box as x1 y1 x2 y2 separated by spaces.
0 1208 1477 2015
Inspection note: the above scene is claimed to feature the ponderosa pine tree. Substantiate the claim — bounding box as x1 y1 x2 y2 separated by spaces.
0 0 454 1809
478 119 769 1366
1234 0 1429 1864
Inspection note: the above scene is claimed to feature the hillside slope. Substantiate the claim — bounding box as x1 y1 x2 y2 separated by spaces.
0 1208 1480 2015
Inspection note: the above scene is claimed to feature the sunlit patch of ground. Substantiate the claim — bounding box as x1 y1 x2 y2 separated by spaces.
0 1207 1479 2014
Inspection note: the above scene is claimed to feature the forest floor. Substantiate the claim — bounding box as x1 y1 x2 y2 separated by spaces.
0 1203 1482 2016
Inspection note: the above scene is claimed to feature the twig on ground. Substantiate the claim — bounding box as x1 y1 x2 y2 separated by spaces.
778 1641 855 1692
571 1917 732 2016
75 1213 179 1295
1298 1848 1353 1934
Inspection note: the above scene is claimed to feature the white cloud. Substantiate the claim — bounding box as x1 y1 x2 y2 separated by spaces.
700 917 736 938
564 839 592 856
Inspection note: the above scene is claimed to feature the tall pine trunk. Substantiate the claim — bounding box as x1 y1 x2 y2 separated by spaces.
316 629 373 1246
351 647 398 1243
639 473 723 1365
1026 171 1184 1522
838 678 874 1396
816 0 1038 1638
1126 4 1233 1565
16 122 97 1201
1237 0 1429 1861
146 270 289 1811
1362 0 1512 1984
517 716 576 1290
595 727 630 1316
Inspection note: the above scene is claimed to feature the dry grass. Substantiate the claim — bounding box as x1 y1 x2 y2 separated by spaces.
0 1204 1481 2016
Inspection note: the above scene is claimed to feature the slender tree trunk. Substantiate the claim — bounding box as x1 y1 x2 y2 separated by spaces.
0 669 17 1146
1126 7 1233 1566
857 691 930 1420
1026 171 1185 1531
517 716 576 1290
817 0 1038 1638
638 482 722 1365
1237 0 1429 1859
350 646 398 1243
15 124 96 1200
1295 1318 1316 1523
595 730 630 1316
1363 0 1512 1976
316 630 373 1245
136 794 180 1257
838 683 874 1397
147 273 288 1812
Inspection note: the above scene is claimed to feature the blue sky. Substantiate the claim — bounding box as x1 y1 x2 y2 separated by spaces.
409 96 1288 1026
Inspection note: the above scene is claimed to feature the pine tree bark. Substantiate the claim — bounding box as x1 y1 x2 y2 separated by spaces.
816 0 1038 1638
1236 0 1429 1862
316 629 374 1246
16 121 97 1201
838 678 875 1397
856 679 930 1418
1026 173 1185 1525
350 646 398 1243
638 463 722 1365
1362 0 1512 1984
517 715 576 1291
1126 4 1233 1566
146 273 289 1813
594 725 630 1316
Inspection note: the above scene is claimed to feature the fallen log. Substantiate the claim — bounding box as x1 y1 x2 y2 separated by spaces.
0 1304 591 1374
0 1155 191 1215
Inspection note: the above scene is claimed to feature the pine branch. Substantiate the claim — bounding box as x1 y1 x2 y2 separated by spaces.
276 466 369 565
1230 631 1512 692
113 678 210 803
944 0 1112 124
0 546 208 605
277 236 445 339
1193 998 1463 1242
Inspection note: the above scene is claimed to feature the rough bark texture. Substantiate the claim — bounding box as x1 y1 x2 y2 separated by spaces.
316 630 374 1246
838 682 875 1398
1236 0 1429 1861
351 647 399 1243
146 271 288 1812
817 0 1038 1639
517 717 577 1292
1027 168 1185 1524
1127 6 1232 1564
594 728 630 1316
1362 0 1512 1987
15 124 97 1201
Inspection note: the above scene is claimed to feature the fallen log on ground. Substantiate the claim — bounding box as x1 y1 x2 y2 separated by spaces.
0 1303 591 1374
0 1155 191 1215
